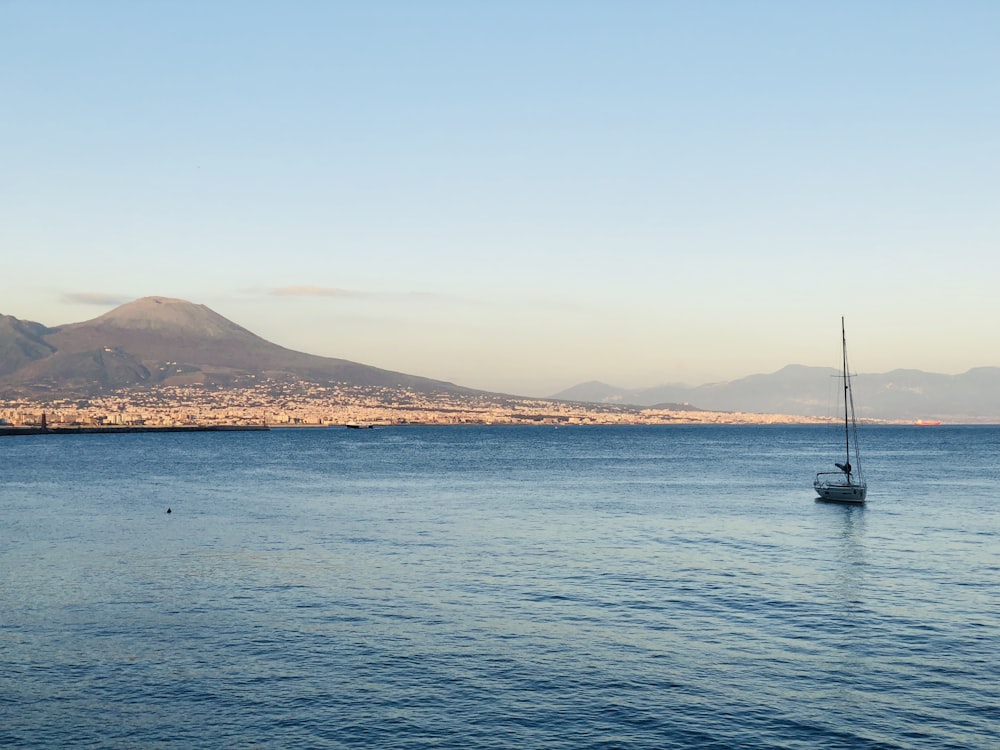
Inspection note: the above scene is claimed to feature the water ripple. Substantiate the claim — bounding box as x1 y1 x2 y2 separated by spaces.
2 426 998 748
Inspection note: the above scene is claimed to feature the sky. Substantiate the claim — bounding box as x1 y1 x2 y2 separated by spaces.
2 1 998 397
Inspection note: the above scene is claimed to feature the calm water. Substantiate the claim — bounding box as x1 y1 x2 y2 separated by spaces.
2 425 998 749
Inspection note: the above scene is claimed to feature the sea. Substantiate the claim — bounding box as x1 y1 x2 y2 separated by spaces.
2 424 998 749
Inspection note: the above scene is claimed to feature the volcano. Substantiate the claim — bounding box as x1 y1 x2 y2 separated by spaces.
0 296 473 397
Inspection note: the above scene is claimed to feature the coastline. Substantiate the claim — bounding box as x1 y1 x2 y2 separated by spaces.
0 425 270 436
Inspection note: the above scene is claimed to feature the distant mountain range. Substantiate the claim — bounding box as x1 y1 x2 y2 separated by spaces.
0 296 475 398
3 297 998 422
551 366 1000 423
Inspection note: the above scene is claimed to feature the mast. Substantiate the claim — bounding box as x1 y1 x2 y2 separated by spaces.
841 317 850 475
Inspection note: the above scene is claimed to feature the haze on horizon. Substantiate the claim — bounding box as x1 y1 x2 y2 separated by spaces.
3 2 998 398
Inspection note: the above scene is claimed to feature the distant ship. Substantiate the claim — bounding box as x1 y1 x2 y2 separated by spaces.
914 420 942 426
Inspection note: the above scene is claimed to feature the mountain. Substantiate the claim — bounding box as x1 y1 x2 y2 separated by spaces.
0 296 475 398
0 315 56 377
551 364 1000 422
554 380 699 412
7 298 999 421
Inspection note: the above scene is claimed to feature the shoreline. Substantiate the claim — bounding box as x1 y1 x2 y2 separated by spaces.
0 425 270 436
1 421 980 436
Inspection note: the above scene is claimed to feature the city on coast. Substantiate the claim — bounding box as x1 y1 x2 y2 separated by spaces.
0 379 830 430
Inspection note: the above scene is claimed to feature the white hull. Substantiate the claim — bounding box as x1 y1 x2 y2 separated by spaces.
814 481 867 504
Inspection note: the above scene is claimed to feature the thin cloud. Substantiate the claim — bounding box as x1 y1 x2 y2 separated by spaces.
62 292 133 306
260 285 469 305
270 285 356 298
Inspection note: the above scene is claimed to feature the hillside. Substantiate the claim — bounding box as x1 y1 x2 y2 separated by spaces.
551 364 1000 423
0 297 475 398
5 298 998 421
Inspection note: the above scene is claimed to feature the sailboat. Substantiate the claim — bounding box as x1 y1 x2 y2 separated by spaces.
814 317 867 504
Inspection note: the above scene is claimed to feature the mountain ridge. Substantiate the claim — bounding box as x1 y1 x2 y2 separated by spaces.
4 297 999 421
550 363 1000 422
0 296 476 398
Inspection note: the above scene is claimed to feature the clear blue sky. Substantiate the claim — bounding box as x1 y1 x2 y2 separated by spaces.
3 1 998 396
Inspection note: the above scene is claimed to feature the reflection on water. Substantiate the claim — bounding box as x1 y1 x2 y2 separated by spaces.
833 502 866 554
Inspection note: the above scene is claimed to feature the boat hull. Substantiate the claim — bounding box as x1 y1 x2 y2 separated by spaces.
814 481 867 504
